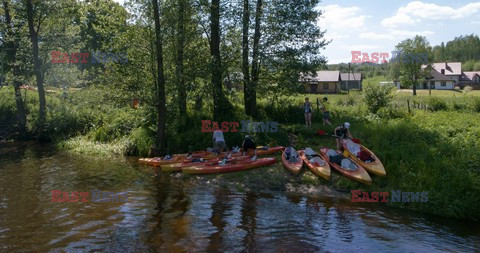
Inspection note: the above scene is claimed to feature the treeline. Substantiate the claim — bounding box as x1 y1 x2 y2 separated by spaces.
328 34 480 79
0 0 326 154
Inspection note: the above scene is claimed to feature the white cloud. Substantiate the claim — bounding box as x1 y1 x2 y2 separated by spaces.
381 1 480 27
359 32 395 40
318 4 371 40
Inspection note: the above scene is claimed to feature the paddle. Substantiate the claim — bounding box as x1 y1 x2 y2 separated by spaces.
315 129 361 144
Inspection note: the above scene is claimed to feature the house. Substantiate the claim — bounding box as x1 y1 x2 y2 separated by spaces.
340 73 362 91
300 71 340 94
460 71 480 89
421 69 455 90
428 62 462 84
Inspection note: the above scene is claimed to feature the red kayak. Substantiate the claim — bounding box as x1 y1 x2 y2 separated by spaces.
281 147 303 175
182 157 276 175
161 155 251 172
319 147 372 185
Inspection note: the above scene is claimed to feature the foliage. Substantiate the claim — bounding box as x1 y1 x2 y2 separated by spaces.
363 82 395 113
426 97 448 111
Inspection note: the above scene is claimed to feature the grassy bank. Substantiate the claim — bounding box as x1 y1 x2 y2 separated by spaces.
1 86 479 220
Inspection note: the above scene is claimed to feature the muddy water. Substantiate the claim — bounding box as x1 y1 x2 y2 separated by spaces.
0 142 479 252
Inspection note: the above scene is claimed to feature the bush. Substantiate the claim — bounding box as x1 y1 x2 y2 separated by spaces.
463 85 473 94
363 82 395 113
427 97 447 111
472 98 480 113
454 86 461 91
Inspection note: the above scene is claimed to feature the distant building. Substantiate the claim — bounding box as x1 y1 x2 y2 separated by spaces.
340 73 362 91
300 71 362 94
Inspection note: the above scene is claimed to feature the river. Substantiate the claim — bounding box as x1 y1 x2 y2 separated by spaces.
0 142 479 252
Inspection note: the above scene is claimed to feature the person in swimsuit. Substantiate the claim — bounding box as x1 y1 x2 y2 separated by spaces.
304 97 312 128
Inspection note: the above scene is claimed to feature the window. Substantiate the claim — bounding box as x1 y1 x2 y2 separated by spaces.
323 83 329 90
441 81 446 87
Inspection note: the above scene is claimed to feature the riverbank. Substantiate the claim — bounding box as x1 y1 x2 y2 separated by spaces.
1 86 480 221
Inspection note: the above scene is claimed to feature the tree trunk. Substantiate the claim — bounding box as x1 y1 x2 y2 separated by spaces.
3 0 26 133
250 0 262 116
26 0 46 133
242 0 251 115
176 0 186 115
412 75 417 96
152 0 167 155
210 0 225 120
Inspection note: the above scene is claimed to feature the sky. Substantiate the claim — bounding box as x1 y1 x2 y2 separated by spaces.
112 0 480 64
317 0 480 63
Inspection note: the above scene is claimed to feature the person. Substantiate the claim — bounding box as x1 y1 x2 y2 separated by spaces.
321 97 332 126
303 97 312 128
212 129 228 156
242 135 257 160
334 122 352 151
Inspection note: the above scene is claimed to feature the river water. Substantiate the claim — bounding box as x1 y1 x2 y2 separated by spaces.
0 142 479 252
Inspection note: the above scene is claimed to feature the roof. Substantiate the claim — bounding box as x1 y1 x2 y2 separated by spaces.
461 71 480 81
422 62 462 76
426 69 454 81
340 73 362 81
301 71 340 82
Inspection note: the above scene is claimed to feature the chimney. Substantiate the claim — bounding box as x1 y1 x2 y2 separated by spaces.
441 69 445 75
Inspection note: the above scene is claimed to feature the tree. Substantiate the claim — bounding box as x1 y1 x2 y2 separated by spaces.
176 0 186 115
242 0 250 115
249 0 262 116
210 0 228 120
396 35 432 96
26 0 46 133
2 0 26 132
152 0 166 155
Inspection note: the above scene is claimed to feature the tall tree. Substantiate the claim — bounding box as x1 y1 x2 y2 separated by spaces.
176 0 186 114
242 0 251 115
26 0 46 132
249 0 262 116
396 35 432 96
152 0 167 154
210 0 227 120
2 0 26 132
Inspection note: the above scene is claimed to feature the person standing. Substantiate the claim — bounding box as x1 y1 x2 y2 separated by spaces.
321 97 332 126
304 97 312 128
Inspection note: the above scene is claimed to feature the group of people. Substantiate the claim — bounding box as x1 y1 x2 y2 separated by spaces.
212 129 257 160
303 97 332 128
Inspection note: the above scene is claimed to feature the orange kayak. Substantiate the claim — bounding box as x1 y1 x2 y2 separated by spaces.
138 156 185 167
161 155 251 172
342 140 386 176
299 149 330 180
182 157 276 175
319 147 372 185
281 147 303 175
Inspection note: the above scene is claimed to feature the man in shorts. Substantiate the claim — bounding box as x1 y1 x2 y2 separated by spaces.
213 129 228 155
242 135 257 160
321 97 332 126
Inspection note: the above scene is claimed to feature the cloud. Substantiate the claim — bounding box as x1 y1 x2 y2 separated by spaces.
381 1 480 27
359 32 395 40
318 4 371 40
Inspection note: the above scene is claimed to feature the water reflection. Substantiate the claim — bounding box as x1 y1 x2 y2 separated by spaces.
0 142 479 252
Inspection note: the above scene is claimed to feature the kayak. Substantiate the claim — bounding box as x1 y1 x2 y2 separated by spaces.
233 146 284 157
138 156 185 167
299 148 330 180
319 147 372 185
342 140 386 176
182 157 276 175
281 147 303 175
161 155 251 172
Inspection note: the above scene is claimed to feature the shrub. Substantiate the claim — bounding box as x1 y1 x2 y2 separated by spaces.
463 85 473 94
472 98 480 113
426 97 448 111
363 82 395 113
454 86 461 92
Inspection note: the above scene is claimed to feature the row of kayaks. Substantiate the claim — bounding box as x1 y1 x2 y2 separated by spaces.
138 141 386 185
